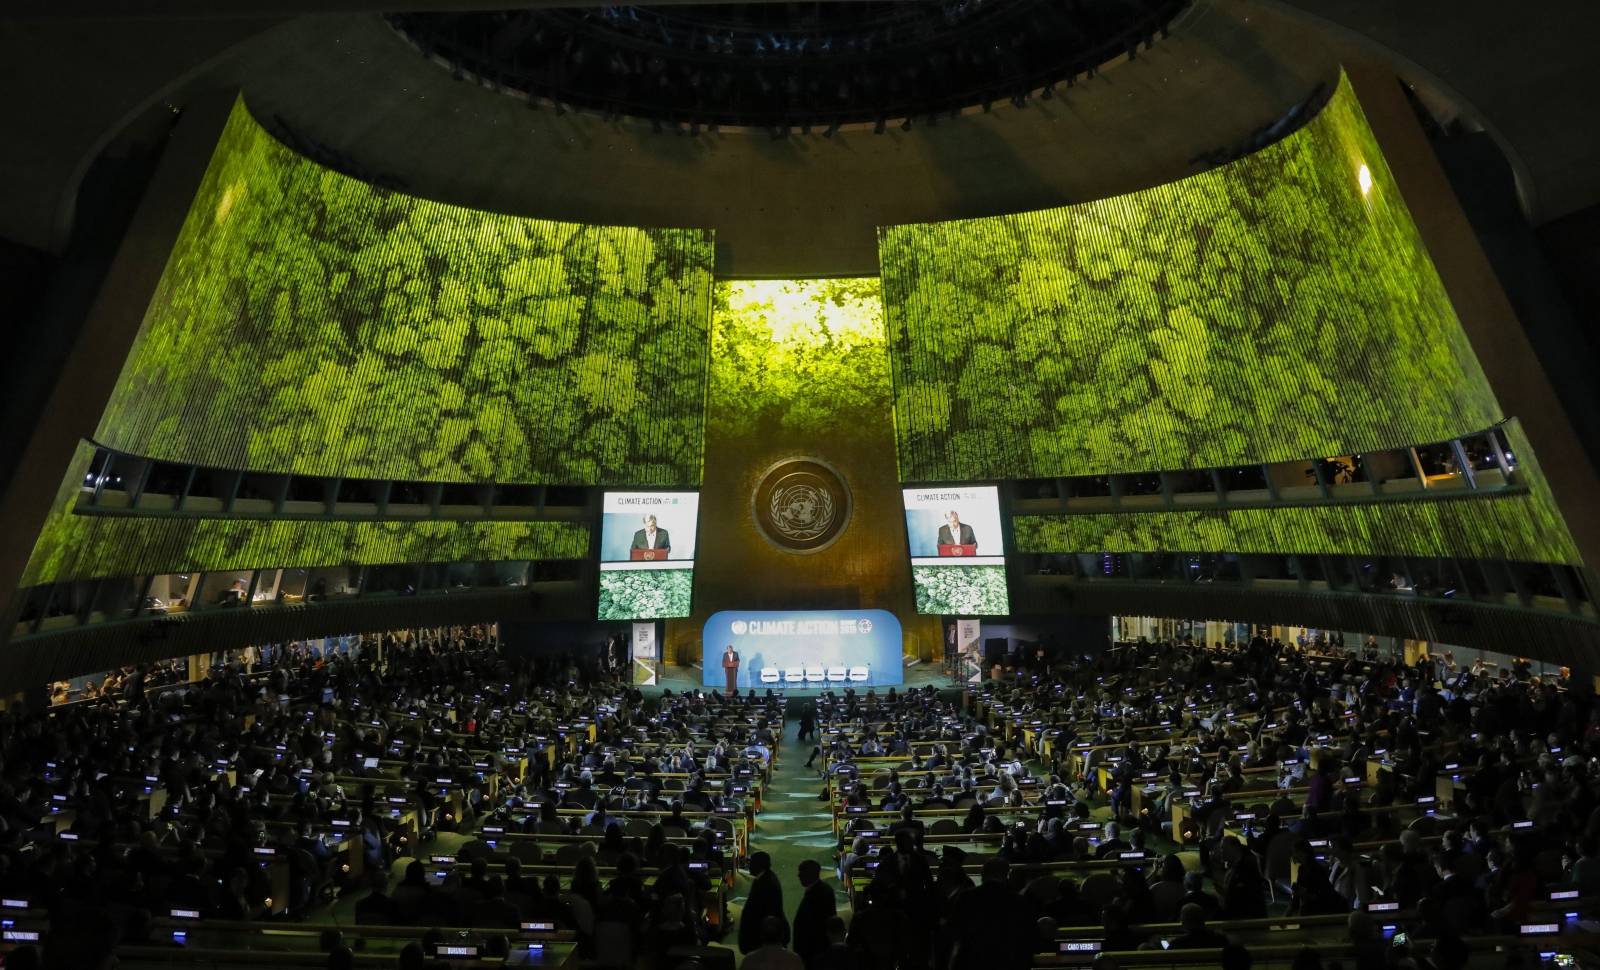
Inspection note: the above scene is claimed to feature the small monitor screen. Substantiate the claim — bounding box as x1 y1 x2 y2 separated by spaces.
597 491 699 620
902 485 1008 615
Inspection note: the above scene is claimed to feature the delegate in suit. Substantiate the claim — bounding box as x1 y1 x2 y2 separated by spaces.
935 509 977 549
629 514 671 554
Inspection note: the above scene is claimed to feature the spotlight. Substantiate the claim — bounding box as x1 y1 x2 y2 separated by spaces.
900 117 912 132
874 117 886 134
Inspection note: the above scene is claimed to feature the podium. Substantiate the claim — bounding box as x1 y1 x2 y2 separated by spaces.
630 548 670 561
937 544 978 557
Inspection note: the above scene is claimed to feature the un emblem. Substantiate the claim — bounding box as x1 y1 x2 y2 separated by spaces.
753 458 851 554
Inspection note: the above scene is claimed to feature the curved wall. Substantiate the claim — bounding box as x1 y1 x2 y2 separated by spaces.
1010 418 1581 568
20 448 589 589
95 98 715 487
1015 487 1579 565
880 75 1501 483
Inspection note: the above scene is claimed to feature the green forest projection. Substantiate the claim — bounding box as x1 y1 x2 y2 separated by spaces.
709 278 892 441
96 98 714 486
598 569 694 620
879 75 1502 482
912 565 1010 615
1014 497 1578 564
19 445 590 587
1014 419 1581 566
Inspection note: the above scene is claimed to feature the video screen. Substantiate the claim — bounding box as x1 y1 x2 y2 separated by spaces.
702 610 903 689
902 485 1009 615
597 491 699 620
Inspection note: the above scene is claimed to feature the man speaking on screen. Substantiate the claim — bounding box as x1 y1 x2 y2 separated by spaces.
630 514 671 559
936 509 977 552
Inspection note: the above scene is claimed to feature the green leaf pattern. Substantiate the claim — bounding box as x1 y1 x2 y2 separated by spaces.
1013 421 1579 566
597 569 694 620
911 565 1010 615
879 75 1503 482
94 98 714 487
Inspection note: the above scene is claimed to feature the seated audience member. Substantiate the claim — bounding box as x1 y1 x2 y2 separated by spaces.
1170 903 1230 949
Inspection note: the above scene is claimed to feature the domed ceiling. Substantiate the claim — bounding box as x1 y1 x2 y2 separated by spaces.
213 1 1340 275
388 0 1184 127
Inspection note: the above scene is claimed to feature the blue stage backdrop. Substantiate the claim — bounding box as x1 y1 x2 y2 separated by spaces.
702 610 904 689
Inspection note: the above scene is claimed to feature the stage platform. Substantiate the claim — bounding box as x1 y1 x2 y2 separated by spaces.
651 662 955 698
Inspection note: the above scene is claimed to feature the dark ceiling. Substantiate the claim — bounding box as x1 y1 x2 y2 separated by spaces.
387 0 1187 127
2 0 1600 258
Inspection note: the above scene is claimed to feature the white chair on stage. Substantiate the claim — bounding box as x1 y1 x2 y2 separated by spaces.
783 667 805 685
759 667 780 685
826 667 847 683
848 666 870 682
804 666 826 684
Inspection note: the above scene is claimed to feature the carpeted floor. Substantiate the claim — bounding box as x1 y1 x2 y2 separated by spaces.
722 716 844 961
324 712 843 964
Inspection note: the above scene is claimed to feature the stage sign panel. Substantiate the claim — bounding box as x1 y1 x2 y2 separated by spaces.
956 618 984 684
702 609 903 689
902 485 1009 615
631 622 659 686
597 491 700 620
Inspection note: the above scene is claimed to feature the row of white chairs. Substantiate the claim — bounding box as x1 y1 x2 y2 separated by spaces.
758 666 870 685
